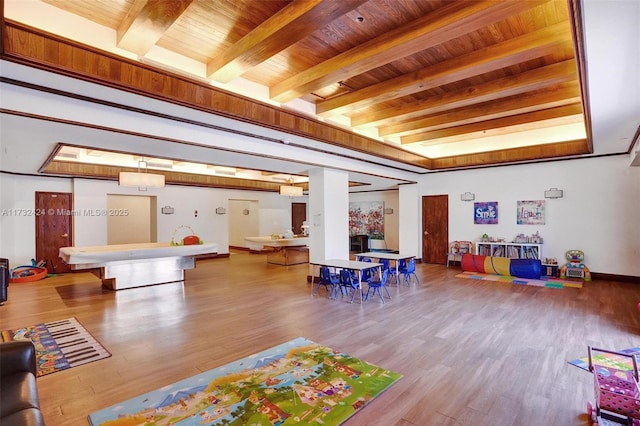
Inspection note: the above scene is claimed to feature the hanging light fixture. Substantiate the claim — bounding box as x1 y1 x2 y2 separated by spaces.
119 159 165 189
279 177 303 196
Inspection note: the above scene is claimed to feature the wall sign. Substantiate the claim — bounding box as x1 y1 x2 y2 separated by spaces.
474 201 498 224
517 200 545 225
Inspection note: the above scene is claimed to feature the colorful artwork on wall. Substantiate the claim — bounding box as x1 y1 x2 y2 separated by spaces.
349 201 384 237
474 201 499 224
517 200 545 225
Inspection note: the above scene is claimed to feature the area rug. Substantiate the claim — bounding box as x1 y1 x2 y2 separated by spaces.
455 271 583 289
88 337 402 426
1 317 111 377
568 347 640 372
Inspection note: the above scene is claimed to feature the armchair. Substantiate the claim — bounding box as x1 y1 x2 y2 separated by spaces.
0 340 45 425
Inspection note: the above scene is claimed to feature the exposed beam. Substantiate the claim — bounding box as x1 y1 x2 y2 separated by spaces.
317 22 573 116
207 0 368 83
379 82 581 137
116 0 193 56
401 103 584 145
269 0 550 103
351 59 579 128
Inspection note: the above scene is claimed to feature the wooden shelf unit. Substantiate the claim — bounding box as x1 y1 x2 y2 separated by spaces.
475 242 542 260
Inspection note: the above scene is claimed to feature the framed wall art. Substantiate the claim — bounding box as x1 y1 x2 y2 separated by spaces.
474 201 498 224
349 201 384 237
517 200 545 225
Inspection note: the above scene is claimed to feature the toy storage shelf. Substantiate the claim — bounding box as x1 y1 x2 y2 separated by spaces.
475 242 542 259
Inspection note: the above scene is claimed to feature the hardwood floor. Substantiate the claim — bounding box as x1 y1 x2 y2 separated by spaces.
2 253 640 425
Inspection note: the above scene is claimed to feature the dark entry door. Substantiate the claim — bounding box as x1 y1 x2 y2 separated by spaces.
35 192 73 273
291 202 307 235
422 195 448 264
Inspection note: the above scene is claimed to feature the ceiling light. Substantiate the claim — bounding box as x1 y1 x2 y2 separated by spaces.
280 177 303 196
119 159 165 189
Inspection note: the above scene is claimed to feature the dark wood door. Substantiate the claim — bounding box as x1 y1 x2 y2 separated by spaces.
291 202 307 235
422 195 448 264
36 192 73 273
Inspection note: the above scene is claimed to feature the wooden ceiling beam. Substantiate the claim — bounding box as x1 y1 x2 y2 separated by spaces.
430 139 590 169
42 161 305 192
379 82 581 137
401 103 584 145
116 0 193 56
269 0 550 103
207 0 368 83
352 59 578 128
317 22 572 116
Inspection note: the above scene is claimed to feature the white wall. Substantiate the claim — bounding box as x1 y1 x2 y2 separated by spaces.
2 155 639 277
228 199 259 247
417 155 640 276
106 194 153 244
0 174 299 265
0 175 72 266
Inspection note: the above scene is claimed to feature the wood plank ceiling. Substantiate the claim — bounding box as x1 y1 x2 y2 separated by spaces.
34 0 588 176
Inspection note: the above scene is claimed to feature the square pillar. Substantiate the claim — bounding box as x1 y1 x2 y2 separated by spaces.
308 168 349 263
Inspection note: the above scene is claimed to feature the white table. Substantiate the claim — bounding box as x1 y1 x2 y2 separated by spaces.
59 242 218 290
244 236 310 265
244 236 309 247
310 259 382 303
355 252 415 284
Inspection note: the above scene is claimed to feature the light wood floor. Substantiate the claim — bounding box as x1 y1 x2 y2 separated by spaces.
3 253 640 426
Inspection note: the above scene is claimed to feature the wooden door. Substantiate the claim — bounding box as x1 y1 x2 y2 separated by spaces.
422 195 448 264
291 202 307 235
36 192 73 273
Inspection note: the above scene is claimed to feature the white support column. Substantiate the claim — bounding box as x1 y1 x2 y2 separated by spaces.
399 183 420 258
308 168 349 264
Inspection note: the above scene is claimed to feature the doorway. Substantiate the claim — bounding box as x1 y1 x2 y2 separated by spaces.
228 199 259 248
421 195 448 264
107 194 156 244
291 202 307 235
35 192 72 273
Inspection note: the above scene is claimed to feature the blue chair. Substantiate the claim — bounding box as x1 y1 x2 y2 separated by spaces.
366 269 390 303
380 258 397 285
399 258 419 285
396 259 407 285
338 269 362 303
315 266 339 298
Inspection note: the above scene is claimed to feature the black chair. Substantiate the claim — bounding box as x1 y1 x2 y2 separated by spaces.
0 341 45 425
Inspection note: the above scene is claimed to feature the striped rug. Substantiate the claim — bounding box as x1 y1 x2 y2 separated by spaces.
1 317 111 376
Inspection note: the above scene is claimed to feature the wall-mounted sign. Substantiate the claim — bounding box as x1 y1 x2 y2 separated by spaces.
517 200 545 225
474 201 498 224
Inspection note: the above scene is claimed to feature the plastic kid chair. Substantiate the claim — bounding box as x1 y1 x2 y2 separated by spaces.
399 258 419 285
366 269 391 303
